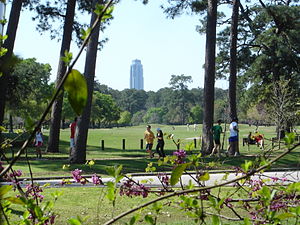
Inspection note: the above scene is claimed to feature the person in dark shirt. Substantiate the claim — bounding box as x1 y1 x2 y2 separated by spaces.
210 120 223 157
156 128 166 159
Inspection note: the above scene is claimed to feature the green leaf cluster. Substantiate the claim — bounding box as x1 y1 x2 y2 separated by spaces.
64 69 88 115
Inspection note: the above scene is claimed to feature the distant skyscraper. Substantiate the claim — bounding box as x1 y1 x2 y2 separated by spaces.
130 59 144 90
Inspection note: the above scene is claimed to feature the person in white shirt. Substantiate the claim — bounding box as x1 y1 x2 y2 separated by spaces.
34 128 43 158
227 118 239 156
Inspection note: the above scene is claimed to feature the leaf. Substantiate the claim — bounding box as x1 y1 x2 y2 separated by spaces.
34 205 43 219
242 160 253 172
243 217 251 225
68 218 82 225
286 182 300 193
276 212 295 220
64 69 88 115
284 132 295 147
144 215 154 225
61 50 73 66
211 215 221 225
5 197 25 205
0 185 13 197
80 28 91 40
198 172 210 181
0 47 7 57
170 163 189 186
0 126 7 132
129 214 140 225
106 181 115 201
94 4 105 16
102 6 114 21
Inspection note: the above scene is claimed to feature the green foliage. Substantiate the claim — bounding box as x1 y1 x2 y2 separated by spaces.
118 111 132 125
91 92 120 126
64 69 88 115
170 163 190 186
0 46 7 57
61 50 73 66
126 214 140 225
241 160 254 173
284 132 295 148
198 172 210 181
24 115 35 132
7 57 52 119
145 162 156 173
211 215 221 225
179 195 203 223
80 27 91 41
105 165 124 206
68 216 88 225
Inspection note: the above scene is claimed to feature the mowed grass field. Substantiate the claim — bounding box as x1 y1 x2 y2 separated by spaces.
5 124 300 177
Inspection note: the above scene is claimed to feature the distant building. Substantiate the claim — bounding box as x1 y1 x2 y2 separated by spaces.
130 59 144 90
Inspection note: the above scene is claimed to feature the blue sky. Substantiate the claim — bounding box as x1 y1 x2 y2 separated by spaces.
7 0 228 91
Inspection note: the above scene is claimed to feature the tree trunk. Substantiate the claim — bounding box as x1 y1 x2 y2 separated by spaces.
201 0 217 154
228 0 239 153
47 0 76 153
0 0 23 127
71 3 101 163
9 114 13 133
228 0 239 121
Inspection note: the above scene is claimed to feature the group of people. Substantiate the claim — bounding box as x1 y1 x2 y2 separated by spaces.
210 118 240 157
144 125 166 159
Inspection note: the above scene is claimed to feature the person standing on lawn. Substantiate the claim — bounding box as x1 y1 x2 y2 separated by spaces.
34 127 43 158
227 118 240 156
156 128 166 159
210 120 223 157
69 117 77 158
144 125 155 158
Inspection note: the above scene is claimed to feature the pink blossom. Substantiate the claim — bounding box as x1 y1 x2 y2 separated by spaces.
92 174 103 185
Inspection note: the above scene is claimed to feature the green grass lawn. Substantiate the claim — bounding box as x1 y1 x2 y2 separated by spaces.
6 186 297 225
5 186 249 225
3 124 300 178
3 124 299 225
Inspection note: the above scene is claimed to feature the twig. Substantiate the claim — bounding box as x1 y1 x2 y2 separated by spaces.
103 143 300 225
0 202 10 225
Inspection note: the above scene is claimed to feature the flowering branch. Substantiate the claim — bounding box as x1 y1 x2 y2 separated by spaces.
103 142 300 225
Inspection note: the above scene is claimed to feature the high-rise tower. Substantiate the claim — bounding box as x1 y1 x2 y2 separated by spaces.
130 59 144 90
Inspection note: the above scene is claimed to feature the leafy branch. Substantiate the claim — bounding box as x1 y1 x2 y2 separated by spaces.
103 142 300 225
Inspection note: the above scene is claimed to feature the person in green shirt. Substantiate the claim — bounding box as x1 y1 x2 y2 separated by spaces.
210 120 223 157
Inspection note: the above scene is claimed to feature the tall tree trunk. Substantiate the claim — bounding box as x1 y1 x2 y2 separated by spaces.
71 2 101 163
0 0 23 127
229 0 239 120
9 114 13 133
201 0 217 154
47 0 76 153
228 0 239 154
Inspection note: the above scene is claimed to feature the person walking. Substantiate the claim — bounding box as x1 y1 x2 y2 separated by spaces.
144 125 155 158
227 118 239 156
34 128 43 158
69 117 77 158
156 128 166 159
210 120 222 157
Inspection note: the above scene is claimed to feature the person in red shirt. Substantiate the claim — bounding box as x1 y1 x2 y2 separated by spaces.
69 117 77 156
